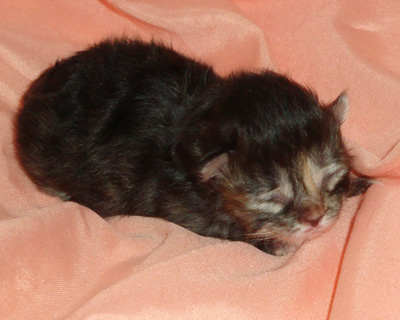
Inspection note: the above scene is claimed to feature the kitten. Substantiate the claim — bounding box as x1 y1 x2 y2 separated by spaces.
14 38 371 255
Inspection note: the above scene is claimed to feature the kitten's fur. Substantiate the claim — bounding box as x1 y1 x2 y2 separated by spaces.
14 39 371 255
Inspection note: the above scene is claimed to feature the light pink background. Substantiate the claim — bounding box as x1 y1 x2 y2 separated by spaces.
1 1 399 319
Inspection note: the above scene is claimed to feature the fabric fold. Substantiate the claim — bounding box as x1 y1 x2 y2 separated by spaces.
0 0 399 319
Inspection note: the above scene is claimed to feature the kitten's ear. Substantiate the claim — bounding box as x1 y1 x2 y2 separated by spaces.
200 153 228 182
347 174 373 197
330 91 349 125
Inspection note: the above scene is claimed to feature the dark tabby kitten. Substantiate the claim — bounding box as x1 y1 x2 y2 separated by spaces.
14 38 371 255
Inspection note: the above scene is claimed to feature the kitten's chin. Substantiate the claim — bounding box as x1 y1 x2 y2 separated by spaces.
275 230 323 256
287 215 337 249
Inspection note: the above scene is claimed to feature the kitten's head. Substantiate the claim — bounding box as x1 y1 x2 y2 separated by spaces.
200 72 371 249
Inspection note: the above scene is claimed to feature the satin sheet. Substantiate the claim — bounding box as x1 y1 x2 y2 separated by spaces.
1 1 399 319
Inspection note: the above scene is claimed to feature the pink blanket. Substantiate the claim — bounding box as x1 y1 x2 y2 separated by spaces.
1 1 399 319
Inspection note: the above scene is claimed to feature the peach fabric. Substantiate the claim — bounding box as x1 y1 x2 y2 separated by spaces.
1 1 399 319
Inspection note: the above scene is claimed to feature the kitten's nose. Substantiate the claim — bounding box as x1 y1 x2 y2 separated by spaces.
298 205 324 226
301 214 322 227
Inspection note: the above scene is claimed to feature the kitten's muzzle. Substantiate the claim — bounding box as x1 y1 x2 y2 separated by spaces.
297 202 324 227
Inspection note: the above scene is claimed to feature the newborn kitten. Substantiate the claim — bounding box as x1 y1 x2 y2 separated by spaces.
14 38 371 255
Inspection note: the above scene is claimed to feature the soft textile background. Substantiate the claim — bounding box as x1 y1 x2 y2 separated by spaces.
1 1 399 319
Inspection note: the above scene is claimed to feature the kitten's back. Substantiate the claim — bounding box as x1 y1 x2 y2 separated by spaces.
15 39 217 216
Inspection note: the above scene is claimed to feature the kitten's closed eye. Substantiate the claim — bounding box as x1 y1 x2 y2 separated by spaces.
268 195 289 205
